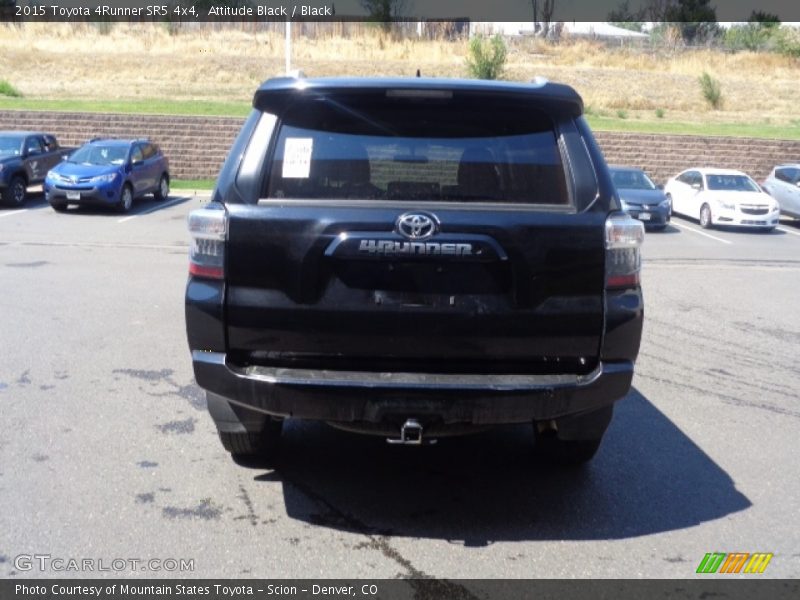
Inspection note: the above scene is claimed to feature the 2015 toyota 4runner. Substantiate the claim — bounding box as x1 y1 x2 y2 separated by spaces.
185 77 644 465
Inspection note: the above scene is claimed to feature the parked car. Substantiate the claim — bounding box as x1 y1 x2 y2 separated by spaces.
185 76 644 466
0 131 73 206
762 164 800 220
44 138 169 213
609 165 670 230
664 167 780 231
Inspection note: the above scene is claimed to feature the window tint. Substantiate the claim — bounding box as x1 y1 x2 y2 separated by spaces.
26 137 44 155
131 145 144 163
141 143 155 160
0 136 23 156
677 172 692 184
263 96 569 205
776 167 799 184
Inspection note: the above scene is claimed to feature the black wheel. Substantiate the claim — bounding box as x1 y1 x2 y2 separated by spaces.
534 432 602 466
700 203 713 229
153 174 169 201
50 202 68 213
116 184 133 213
533 405 612 466
2 176 27 207
218 418 282 459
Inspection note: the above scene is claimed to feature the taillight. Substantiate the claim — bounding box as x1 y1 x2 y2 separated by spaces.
605 213 644 290
188 207 227 280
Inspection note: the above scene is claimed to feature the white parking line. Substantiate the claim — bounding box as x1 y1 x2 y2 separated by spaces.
117 196 188 223
777 226 800 237
670 221 733 244
0 209 28 219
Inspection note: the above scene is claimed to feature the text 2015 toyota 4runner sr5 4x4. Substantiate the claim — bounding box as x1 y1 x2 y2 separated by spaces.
185 77 644 465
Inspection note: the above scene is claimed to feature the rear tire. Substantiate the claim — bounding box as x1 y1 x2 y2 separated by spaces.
218 418 282 459
153 174 169 201
3 176 27 207
533 405 612 466
534 434 602 466
700 203 713 229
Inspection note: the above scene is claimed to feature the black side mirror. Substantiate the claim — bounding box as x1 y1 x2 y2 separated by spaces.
656 184 664 190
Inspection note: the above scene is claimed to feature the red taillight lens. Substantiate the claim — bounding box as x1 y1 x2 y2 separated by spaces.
605 213 644 290
188 207 227 280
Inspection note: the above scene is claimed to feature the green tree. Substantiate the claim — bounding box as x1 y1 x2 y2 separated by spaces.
466 35 507 80
723 11 779 52
665 0 719 43
698 71 722 109
608 0 646 31
530 0 557 37
361 0 405 33
748 11 780 26
775 26 800 58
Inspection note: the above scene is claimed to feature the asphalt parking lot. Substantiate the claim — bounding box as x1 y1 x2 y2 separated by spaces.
1 192 799 579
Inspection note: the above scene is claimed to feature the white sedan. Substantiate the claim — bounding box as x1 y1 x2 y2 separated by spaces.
664 168 780 231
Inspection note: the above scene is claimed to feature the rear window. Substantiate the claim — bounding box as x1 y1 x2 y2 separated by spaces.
263 95 569 205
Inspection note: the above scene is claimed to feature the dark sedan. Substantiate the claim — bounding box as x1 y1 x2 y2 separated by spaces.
609 166 670 231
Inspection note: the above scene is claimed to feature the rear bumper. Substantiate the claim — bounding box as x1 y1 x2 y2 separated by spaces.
191 351 634 425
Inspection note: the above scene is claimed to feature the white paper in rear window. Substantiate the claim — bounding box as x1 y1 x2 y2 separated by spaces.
281 138 313 178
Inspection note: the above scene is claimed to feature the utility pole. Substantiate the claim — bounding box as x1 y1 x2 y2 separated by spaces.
285 20 292 74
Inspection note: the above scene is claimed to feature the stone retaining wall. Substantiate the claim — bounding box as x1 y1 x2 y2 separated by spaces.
2 110 799 183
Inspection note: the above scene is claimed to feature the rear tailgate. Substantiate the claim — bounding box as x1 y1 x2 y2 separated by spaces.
224 84 606 376
225 204 604 374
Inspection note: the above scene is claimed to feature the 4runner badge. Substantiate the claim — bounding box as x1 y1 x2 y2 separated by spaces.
396 213 438 240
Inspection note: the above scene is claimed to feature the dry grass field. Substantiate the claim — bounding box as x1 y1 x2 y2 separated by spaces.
1 23 799 130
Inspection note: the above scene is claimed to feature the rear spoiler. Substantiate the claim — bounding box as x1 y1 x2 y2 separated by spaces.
252 77 584 118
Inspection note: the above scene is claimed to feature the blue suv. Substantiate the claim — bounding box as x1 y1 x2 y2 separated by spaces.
45 138 170 213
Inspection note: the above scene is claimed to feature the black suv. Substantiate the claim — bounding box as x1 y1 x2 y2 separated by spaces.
185 77 644 465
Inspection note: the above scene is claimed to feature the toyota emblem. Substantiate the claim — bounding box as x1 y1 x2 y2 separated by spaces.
396 213 438 240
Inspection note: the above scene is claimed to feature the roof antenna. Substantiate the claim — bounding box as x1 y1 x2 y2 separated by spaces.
416 69 421 78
